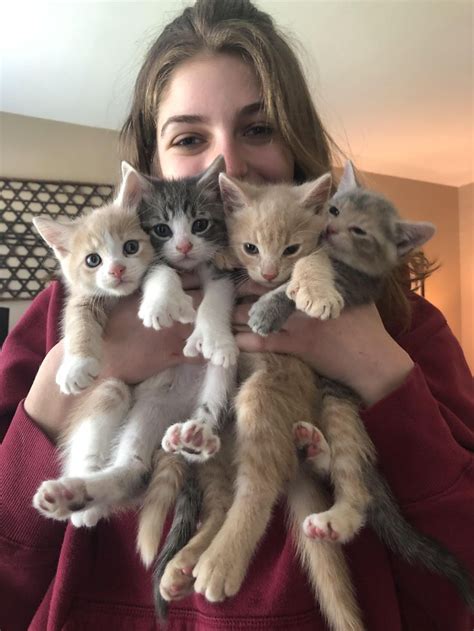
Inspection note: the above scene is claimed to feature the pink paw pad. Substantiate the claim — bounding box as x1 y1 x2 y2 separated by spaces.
293 422 324 458
303 516 340 541
183 424 204 447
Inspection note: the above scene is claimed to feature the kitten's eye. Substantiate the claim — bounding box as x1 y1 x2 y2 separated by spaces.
123 240 139 255
153 224 173 238
350 226 367 236
283 244 300 256
244 243 259 255
192 218 210 234
85 253 101 268
329 206 340 217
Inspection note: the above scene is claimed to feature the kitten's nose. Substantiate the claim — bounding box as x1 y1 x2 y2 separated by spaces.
109 264 126 279
262 271 278 281
176 240 193 254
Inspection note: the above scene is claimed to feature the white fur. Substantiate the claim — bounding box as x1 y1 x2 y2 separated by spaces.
56 354 101 395
138 264 196 329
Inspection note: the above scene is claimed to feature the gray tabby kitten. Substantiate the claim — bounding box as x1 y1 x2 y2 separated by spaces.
33 157 237 532
249 161 474 608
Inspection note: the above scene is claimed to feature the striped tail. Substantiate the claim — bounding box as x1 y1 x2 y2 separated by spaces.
366 466 474 610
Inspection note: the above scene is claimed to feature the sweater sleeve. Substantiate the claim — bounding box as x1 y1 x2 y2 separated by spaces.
361 295 474 505
361 295 474 626
0 283 67 627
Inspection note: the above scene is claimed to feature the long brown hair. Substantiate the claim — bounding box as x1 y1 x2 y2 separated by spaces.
120 0 431 328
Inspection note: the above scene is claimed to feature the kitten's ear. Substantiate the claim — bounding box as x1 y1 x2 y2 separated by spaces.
395 221 436 257
196 155 225 202
115 161 151 208
297 173 332 212
218 173 250 214
33 215 76 257
337 161 359 194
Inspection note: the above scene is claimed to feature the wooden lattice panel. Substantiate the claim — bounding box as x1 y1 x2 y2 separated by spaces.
0 178 114 299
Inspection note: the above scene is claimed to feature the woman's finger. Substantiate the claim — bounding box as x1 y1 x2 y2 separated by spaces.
235 279 269 297
235 330 292 354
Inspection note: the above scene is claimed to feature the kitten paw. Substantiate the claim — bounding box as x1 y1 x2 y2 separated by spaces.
33 478 92 520
70 506 108 528
138 291 196 330
293 421 331 474
160 554 197 602
193 546 245 602
303 507 364 543
162 421 221 462
183 328 238 368
56 355 100 395
286 281 344 320
248 293 293 336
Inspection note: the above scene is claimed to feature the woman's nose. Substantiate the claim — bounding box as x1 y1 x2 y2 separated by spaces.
217 140 248 179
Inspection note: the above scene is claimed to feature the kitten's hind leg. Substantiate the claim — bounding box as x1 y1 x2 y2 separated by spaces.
162 363 236 462
37 371 183 523
158 441 234 604
302 384 375 544
287 470 365 631
137 451 188 567
33 378 132 523
293 421 331 474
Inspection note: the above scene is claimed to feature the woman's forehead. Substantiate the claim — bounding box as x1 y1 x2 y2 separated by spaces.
157 54 263 129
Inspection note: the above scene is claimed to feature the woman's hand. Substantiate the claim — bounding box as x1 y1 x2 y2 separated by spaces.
233 300 414 407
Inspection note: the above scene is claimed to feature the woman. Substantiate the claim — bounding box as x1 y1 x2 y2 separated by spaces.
1 1 473 630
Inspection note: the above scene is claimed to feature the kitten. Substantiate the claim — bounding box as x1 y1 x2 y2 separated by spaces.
32 157 237 532
33 199 155 395
159 173 366 631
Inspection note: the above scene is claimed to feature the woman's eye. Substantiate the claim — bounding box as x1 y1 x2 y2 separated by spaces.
350 226 367 236
153 224 173 238
329 206 340 217
85 253 101 268
172 135 204 149
123 240 139 255
283 244 300 256
244 124 273 140
244 243 259 255
192 218 210 234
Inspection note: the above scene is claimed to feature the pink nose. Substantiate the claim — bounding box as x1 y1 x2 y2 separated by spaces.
262 271 277 281
109 264 125 279
176 241 193 254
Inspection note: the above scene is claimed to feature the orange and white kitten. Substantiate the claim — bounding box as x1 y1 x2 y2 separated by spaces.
33 194 155 396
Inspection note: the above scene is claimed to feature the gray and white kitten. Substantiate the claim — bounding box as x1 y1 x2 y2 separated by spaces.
33 157 237 539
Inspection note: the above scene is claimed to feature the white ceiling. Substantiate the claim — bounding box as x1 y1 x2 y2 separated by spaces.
1 1 473 186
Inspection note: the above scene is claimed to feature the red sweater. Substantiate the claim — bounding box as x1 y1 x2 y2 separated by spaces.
1 281 473 631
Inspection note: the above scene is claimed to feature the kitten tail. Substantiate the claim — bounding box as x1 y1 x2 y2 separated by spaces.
366 467 474 610
153 467 202 620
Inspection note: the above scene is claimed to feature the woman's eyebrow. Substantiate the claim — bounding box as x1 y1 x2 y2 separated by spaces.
160 114 207 137
160 102 266 137
238 101 265 117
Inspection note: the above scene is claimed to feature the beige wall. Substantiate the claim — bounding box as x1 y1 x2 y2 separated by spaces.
0 113 120 328
0 112 120 182
458 183 474 371
0 114 472 372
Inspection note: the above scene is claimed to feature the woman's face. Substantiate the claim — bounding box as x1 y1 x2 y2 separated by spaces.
155 54 294 183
